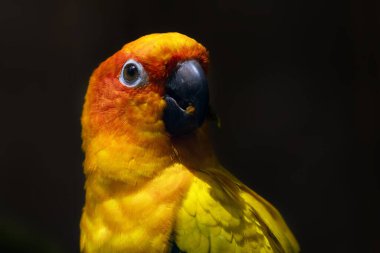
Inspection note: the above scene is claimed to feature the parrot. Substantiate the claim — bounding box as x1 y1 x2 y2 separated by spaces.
80 32 300 253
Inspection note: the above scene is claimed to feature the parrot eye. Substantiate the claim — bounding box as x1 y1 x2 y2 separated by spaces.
119 59 147 87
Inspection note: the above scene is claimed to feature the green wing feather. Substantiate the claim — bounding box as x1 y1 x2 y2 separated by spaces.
172 167 300 253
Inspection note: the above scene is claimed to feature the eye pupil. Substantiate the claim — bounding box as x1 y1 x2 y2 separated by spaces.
124 63 139 81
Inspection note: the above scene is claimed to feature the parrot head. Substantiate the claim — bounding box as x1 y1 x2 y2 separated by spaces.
82 33 209 140
82 33 212 180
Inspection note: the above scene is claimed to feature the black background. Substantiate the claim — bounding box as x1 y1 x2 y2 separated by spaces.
0 0 379 252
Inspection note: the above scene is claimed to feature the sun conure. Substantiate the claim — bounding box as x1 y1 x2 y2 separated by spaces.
80 32 300 253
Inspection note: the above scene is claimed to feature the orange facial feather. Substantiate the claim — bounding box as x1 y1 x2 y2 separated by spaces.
82 33 208 139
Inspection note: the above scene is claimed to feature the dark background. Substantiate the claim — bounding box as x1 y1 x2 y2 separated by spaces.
0 0 379 252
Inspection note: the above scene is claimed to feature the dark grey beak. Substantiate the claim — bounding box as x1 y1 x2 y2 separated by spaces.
163 60 209 136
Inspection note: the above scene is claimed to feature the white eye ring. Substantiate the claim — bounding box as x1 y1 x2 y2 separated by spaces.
119 59 148 87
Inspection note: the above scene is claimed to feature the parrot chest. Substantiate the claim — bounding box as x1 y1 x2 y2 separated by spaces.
80 164 192 253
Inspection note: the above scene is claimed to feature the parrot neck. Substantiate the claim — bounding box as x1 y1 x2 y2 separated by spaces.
82 121 218 185
82 129 174 185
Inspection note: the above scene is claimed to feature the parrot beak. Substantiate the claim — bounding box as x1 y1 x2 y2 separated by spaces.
163 60 209 136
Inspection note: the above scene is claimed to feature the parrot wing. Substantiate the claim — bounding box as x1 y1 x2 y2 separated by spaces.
172 167 299 253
